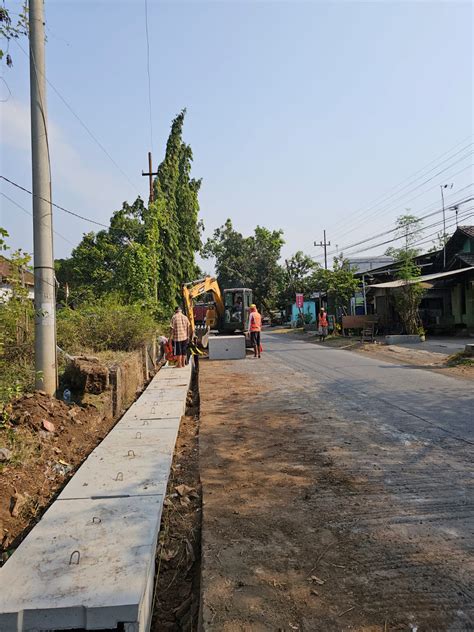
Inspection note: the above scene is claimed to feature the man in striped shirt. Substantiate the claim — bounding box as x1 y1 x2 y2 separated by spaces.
170 306 191 368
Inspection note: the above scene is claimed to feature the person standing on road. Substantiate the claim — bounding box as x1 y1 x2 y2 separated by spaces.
248 303 262 358
318 307 329 342
170 306 191 368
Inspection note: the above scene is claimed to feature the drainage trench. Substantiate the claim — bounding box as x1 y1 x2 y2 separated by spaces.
0 363 195 632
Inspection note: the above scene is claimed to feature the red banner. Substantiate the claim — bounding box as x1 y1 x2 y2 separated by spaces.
295 293 304 309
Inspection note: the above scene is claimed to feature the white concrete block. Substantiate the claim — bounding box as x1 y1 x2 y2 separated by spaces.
0 495 163 631
208 335 246 360
58 432 178 500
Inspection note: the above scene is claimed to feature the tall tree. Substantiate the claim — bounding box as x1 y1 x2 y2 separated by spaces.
202 220 284 310
56 110 203 313
385 214 425 334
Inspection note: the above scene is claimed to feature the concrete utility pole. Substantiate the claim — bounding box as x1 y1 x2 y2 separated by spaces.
29 0 57 395
314 230 331 270
440 183 453 268
142 151 158 204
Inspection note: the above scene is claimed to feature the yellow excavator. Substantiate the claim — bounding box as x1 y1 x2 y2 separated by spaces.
182 276 253 346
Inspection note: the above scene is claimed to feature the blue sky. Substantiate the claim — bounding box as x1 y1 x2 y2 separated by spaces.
1 0 472 269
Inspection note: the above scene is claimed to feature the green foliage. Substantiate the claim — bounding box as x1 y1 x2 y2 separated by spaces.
0 235 35 407
385 214 424 260
202 219 284 310
56 295 158 353
307 255 359 313
0 3 28 68
278 251 318 309
428 231 449 253
386 215 425 335
57 111 202 314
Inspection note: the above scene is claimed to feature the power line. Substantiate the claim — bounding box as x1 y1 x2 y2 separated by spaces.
15 40 140 194
0 191 76 246
333 155 473 243
144 0 154 153
1 175 110 227
313 165 474 261
328 135 473 235
313 193 474 261
336 208 474 259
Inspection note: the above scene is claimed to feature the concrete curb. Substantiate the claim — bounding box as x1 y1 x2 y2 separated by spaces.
0 363 192 631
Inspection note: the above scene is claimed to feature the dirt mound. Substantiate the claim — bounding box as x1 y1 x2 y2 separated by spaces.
0 392 116 565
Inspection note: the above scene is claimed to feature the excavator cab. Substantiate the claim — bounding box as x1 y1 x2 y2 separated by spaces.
182 277 253 346
222 288 253 333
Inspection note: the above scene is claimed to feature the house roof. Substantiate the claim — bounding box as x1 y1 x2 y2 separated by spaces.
368 266 474 288
0 256 35 286
458 225 474 239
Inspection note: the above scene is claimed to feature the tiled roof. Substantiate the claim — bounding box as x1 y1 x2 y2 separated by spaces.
0 256 34 286
458 225 474 239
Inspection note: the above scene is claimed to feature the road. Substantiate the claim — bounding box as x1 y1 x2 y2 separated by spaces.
199 331 473 631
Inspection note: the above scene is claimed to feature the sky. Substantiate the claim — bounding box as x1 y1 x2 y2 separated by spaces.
1 0 473 271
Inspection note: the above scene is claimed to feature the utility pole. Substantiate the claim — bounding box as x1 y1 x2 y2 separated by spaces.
440 183 453 268
314 230 331 270
29 0 57 395
142 151 158 204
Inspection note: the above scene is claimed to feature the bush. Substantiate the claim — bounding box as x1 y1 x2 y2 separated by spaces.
57 295 158 353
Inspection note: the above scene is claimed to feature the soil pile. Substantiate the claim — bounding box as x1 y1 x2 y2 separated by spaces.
0 391 116 564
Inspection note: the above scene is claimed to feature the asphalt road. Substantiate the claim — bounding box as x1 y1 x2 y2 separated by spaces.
265 331 473 444
260 331 474 630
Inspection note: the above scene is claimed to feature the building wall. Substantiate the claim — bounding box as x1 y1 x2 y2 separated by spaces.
452 278 474 328
291 300 317 324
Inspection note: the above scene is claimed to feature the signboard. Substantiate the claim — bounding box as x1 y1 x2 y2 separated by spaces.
295 293 304 309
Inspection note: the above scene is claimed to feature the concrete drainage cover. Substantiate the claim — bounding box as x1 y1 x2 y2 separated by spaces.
0 495 163 631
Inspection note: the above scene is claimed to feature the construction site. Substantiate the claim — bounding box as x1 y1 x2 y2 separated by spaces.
1 1 473 631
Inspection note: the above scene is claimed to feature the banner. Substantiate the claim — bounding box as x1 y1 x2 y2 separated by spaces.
295 293 304 309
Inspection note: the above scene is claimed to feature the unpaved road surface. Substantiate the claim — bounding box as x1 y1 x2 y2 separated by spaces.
199 332 473 631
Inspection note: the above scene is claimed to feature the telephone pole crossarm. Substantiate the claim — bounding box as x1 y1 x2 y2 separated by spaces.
314 230 331 270
142 151 158 204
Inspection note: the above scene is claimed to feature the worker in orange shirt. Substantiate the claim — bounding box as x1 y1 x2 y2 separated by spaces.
318 307 329 342
248 303 262 358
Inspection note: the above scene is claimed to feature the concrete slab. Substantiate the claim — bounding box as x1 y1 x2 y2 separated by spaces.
208 335 246 360
128 400 186 419
385 334 421 345
118 414 182 430
0 495 163 631
58 430 178 500
97 425 179 451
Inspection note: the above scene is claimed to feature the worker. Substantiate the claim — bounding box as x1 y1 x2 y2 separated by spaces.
231 295 243 322
318 307 329 342
248 303 262 358
170 306 191 368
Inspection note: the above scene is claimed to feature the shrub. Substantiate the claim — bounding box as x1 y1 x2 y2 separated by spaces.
57 295 158 353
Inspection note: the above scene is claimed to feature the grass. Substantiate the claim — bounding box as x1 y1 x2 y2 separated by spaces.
446 351 474 367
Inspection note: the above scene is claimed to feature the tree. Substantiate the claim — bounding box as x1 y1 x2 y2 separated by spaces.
56 111 203 314
428 231 449 253
385 213 424 260
202 220 284 311
0 3 28 68
277 251 318 311
385 214 425 334
308 255 359 315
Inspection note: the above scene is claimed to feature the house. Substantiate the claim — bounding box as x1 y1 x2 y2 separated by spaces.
355 226 474 334
0 256 34 302
347 255 394 274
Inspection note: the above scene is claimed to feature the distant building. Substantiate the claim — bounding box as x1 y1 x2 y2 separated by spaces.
355 226 474 333
0 256 34 302
346 256 394 274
